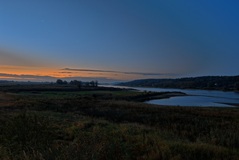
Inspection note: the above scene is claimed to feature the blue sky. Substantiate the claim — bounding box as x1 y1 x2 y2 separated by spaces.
0 0 239 82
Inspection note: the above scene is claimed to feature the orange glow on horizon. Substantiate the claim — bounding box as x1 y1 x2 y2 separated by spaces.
0 65 140 81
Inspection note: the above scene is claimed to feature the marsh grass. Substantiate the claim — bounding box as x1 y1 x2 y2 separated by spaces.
1 111 238 160
0 87 239 159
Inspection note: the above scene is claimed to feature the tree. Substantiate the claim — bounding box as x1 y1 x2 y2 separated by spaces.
90 81 95 87
56 79 67 85
56 79 63 85
235 82 239 91
70 80 80 85
77 81 82 89
85 82 90 87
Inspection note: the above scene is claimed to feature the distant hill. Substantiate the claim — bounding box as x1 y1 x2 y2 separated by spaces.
0 80 51 85
118 76 239 91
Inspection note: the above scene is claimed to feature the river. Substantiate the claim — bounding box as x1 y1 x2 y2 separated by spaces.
102 85 239 107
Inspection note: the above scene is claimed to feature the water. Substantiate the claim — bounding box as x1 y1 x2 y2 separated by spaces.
101 85 239 107
134 87 239 107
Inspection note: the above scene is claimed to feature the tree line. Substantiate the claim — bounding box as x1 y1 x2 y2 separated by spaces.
56 79 98 88
119 76 239 91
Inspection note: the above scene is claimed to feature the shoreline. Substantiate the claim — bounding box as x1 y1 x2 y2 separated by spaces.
217 102 239 107
118 85 239 92
131 91 187 102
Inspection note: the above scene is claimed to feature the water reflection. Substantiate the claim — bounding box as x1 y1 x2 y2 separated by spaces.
102 85 239 107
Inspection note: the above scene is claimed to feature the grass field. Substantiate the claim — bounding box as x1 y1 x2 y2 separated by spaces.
0 84 238 159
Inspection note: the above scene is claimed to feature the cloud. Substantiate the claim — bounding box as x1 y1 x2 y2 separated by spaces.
61 76 119 83
62 68 176 76
58 72 74 74
0 73 56 81
0 73 119 83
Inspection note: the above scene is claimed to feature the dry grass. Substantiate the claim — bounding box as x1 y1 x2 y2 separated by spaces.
0 86 238 159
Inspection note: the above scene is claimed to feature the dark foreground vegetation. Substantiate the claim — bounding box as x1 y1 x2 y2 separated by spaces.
119 75 239 91
0 84 239 159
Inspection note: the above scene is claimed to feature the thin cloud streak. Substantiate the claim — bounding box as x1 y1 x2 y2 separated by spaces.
0 73 56 81
62 68 177 76
0 73 119 83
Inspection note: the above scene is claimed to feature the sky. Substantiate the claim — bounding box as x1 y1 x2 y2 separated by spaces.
0 0 239 82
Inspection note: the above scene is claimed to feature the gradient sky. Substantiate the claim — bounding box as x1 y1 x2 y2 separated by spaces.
0 0 239 82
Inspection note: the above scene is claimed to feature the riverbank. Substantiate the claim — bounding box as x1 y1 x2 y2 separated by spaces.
132 91 187 102
115 86 239 107
218 102 239 107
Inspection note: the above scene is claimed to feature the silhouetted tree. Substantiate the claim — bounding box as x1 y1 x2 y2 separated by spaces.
95 80 98 87
90 81 95 87
85 82 90 87
56 79 63 85
63 81 68 85
56 79 67 85
70 80 81 85
78 81 82 89
235 82 239 90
